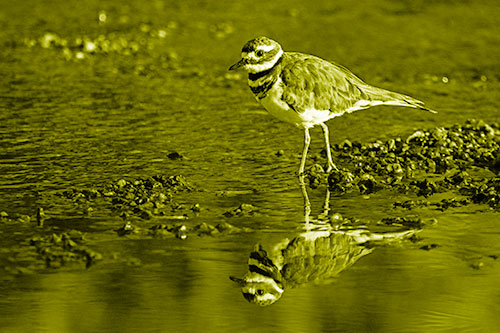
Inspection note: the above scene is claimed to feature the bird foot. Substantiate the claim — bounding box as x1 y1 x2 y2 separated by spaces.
325 163 339 174
328 166 355 183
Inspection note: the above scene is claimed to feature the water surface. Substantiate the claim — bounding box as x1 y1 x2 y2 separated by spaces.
1 0 500 332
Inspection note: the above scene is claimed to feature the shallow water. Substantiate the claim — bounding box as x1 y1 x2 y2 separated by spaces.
1 0 500 332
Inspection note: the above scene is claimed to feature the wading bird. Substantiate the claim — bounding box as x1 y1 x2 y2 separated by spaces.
229 37 435 182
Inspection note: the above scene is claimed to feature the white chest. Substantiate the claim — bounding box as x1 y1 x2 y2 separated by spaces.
256 78 335 128
257 78 305 127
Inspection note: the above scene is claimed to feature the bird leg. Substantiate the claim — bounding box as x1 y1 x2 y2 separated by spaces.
298 127 311 185
300 182 311 224
319 187 331 221
320 123 338 173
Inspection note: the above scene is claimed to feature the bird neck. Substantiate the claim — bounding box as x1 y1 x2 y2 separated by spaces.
248 55 283 81
247 55 283 99
248 246 285 287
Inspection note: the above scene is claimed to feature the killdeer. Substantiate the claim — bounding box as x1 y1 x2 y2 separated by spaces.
229 37 435 181
230 226 418 306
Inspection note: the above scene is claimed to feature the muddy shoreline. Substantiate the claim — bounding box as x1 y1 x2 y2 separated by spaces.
2 119 499 279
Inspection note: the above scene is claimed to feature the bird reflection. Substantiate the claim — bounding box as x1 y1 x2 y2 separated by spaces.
230 185 418 306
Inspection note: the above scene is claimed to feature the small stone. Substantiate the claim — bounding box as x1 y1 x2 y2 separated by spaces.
116 222 135 236
17 215 31 223
330 213 343 224
167 152 183 160
420 244 439 251
190 203 201 212
117 179 127 188
223 203 257 217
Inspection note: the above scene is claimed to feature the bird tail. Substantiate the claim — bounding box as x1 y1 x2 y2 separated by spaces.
356 85 437 114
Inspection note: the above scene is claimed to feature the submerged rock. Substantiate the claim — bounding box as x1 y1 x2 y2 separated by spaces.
116 221 139 236
0 212 34 224
167 152 183 160
29 231 102 269
223 203 258 217
378 216 429 229
149 221 249 239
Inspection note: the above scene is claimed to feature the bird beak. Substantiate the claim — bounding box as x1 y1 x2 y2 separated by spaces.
229 276 246 286
229 58 246 71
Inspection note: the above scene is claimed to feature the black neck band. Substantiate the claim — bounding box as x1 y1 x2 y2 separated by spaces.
248 55 283 81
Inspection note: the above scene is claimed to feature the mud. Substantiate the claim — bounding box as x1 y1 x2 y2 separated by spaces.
303 119 500 211
1 174 252 276
58 175 196 220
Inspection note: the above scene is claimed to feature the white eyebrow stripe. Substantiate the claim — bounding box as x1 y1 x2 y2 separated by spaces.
257 44 275 52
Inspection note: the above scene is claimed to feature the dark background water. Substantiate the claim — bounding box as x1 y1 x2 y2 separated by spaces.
1 0 500 332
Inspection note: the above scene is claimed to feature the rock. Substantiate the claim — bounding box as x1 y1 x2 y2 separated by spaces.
223 203 257 217
167 152 183 160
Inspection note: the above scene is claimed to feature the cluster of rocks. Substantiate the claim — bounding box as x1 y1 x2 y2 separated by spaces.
29 231 102 269
222 203 258 217
148 221 250 240
3 230 102 276
58 175 254 240
59 175 194 220
307 119 500 211
114 219 249 240
2 174 257 277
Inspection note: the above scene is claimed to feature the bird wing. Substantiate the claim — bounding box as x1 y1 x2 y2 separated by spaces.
280 52 369 114
280 52 435 114
280 232 373 287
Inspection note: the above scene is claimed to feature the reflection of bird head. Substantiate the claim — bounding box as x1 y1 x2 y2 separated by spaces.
230 272 284 306
230 245 285 307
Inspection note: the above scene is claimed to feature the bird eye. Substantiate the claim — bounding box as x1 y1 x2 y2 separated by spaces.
256 289 264 296
256 50 264 57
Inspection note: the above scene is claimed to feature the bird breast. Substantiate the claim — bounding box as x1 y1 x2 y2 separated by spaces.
258 77 336 128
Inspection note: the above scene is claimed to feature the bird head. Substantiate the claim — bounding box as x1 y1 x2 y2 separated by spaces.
230 272 284 306
229 36 283 74
230 243 285 306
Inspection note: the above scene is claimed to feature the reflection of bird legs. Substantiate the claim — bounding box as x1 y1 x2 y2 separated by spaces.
298 128 311 185
300 182 331 224
318 188 330 222
300 181 311 224
298 124 333 224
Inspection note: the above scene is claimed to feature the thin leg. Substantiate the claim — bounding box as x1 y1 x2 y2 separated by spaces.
320 123 338 173
322 188 331 215
300 182 311 224
298 127 311 182
299 128 311 222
